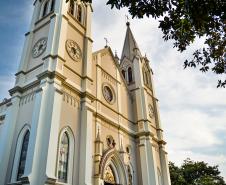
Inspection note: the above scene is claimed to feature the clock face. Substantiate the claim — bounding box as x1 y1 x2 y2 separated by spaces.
103 85 114 103
32 38 47 58
66 40 82 61
148 104 155 118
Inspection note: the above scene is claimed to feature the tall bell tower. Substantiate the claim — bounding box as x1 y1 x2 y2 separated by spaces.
16 0 92 89
0 0 93 185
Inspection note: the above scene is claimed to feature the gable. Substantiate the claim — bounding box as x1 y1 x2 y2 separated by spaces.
92 47 134 120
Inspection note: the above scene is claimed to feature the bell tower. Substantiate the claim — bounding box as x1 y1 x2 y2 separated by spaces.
0 0 93 185
15 0 93 90
120 22 171 185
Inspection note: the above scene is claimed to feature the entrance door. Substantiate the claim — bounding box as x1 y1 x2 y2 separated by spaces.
104 182 114 185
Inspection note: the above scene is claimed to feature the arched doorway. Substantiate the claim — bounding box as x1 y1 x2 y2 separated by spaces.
103 165 118 185
100 149 127 185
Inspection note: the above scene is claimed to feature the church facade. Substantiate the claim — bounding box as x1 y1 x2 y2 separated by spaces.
0 0 171 185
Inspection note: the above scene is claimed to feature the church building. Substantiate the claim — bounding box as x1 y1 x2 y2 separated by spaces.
0 0 171 185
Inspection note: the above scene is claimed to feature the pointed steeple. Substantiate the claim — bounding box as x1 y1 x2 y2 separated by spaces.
121 22 141 61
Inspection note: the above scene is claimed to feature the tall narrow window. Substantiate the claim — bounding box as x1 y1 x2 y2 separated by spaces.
128 67 133 83
69 0 74 15
50 0 55 12
42 1 49 17
122 70 126 79
58 132 69 183
17 131 30 180
77 5 82 23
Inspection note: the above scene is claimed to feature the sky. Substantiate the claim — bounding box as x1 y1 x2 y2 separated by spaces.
0 0 226 180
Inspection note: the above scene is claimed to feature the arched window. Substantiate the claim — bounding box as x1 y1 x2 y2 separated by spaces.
122 70 126 79
76 5 82 23
57 132 69 183
42 1 49 17
69 0 74 16
17 130 30 180
50 0 55 12
128 67 133 83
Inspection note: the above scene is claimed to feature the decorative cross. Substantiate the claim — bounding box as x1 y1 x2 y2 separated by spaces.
104 37 109 47
125 15 130 26
125 15 130 23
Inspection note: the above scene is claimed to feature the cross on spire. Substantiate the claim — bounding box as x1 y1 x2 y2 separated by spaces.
104 37 109 48
125 15 130 26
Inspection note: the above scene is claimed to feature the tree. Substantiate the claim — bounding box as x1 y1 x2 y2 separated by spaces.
169 159 226 185
68 0 226 87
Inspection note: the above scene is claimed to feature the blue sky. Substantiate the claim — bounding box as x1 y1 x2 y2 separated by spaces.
0 0 226 180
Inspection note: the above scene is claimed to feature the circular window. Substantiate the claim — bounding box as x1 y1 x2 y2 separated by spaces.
102 84 115 104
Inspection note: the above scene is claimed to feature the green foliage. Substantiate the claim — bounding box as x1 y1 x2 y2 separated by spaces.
169 159 226 185
69 0 226 87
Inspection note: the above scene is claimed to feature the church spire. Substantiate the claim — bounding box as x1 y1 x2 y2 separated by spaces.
121 22 141 61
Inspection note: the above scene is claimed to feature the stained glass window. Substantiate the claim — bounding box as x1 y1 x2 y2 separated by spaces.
58 132 69 183
17 131 30 180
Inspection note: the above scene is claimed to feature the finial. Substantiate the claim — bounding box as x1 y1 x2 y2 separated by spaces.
96 127 101 141
114 50 119 62
104 37 109 48
125 15 130 26
115 50 118 57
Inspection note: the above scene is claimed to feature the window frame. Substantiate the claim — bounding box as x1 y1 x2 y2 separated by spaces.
11 125 30 183
56 127 74 185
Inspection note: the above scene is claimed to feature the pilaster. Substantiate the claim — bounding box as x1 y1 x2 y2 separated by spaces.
78 99 94 185
0 95 21 185
82 4 93 92
138 135 151 185
22 78 63 185
138 134 158 185
159 145 171 185
146 136 158 185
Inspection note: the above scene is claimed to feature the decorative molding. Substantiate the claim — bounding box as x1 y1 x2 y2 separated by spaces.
15 63 44 76
97 65 118 85
19 92 36 107
63 91 80 109
34 12 55 26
